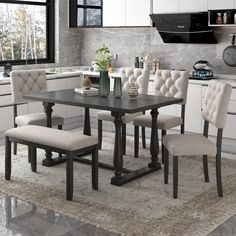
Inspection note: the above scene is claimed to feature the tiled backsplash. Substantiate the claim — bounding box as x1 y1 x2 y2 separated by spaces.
79 27 236 75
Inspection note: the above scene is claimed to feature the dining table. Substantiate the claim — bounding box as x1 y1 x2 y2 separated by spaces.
24 89 183 186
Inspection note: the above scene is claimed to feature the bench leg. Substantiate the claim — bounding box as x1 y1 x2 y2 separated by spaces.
13 142 17 155
5 136 11 180
173 156 178 199
31 147 37 173
28 146 31 163
164 146 169 185
66 152 73 201
92 145 98 190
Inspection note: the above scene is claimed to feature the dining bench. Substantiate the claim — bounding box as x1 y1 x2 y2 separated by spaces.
5 125 99 201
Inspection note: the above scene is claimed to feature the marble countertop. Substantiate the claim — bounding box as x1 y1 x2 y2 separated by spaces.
0 66 235 87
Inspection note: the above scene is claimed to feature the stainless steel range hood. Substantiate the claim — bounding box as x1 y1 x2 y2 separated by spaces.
150 12 217 44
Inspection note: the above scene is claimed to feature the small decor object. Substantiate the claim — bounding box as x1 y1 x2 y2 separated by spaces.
94 44 112 98
127 81 139 99
99 71 110 97
3 63 12 78
216 13 222 24
223 12 228 24
134 57 139 68
113 77 122 98
82 75 92 90
74 87 98 96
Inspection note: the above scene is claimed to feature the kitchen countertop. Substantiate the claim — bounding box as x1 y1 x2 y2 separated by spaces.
0 66 235 87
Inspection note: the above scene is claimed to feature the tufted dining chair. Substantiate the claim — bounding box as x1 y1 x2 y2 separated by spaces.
163 80 232 198
10 70 64 157
97 67 150 154
133 70 189 161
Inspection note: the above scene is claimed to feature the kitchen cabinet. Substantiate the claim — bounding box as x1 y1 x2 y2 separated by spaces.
125 0 151 26
103 0 151 27
153 0 179 13
103 0 126 27
207 0 235 10
179 0 207 12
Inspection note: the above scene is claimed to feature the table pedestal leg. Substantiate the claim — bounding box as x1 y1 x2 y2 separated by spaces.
111 112 124 185
42 102 65 167
148 108 161 169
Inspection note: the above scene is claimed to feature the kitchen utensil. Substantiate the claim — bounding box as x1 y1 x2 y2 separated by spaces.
223 33 236 67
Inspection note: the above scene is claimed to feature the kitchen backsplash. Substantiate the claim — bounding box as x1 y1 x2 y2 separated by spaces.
79 27 236 75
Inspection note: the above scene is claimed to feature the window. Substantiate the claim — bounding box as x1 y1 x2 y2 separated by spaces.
0 0 54 65
70 0 102 27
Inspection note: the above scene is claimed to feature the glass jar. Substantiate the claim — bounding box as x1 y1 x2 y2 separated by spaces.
216 13 222 24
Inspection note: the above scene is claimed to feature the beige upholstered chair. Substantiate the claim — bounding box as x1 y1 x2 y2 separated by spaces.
97 67 150 154
133 70 189 161
10 70 64 156
163 80 232 199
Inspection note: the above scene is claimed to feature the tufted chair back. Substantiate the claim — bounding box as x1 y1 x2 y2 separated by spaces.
154 70 189 104
10 70 47 104
120 68 150 95
202 80 232 129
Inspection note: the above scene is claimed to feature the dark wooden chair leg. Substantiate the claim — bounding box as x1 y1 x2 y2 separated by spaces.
134 125 139 158
58 125 63 158
13 142 17 155
142 127 146 149
164 146 169 184
203 155 209 182
92 146 98 190
28 146 31 163
216 153 223 197
5 136 11 180
173 156 178 199
31 147 37 172
122 124 126 155
66 152 73 201
161 130 166 164
98 120 102 150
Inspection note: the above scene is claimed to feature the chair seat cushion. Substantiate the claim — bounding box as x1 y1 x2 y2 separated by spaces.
133 114 182 130
15 113 64 126
97 111 142 123
163 134 217 156
5 125 98 152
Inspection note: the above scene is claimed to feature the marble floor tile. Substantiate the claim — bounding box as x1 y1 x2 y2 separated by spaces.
0 194 117 236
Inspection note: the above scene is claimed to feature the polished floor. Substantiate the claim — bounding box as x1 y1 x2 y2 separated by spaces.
208 214 236 236
0 194 117 236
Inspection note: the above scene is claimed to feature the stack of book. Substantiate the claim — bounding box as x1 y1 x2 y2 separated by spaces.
74 87 99 96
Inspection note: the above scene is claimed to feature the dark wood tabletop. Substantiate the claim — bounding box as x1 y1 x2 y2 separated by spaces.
24 89 183 113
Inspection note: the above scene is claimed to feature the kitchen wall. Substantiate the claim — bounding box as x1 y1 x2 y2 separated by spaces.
79 27 236 75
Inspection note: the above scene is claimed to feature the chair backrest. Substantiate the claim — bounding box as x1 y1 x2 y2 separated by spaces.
120 68 150 95
202 80 232 129
10 70 47 104
154 70 189 104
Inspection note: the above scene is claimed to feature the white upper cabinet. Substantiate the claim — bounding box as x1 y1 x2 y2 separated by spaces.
126 0 151 26
103 0 126 27
153 0 179 13
207 0 235 10
179 0 207 12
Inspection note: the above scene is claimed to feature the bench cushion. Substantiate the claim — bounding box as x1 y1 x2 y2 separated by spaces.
5 125 98 152
15 113 64 126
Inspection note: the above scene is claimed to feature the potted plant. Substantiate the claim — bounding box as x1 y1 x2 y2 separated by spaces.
94 45 112 97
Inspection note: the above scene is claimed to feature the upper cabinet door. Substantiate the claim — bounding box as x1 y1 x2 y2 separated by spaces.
179 0 207 12
103 0 126 27
208 0 234 10
153 0 179 13
126 0 151 26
